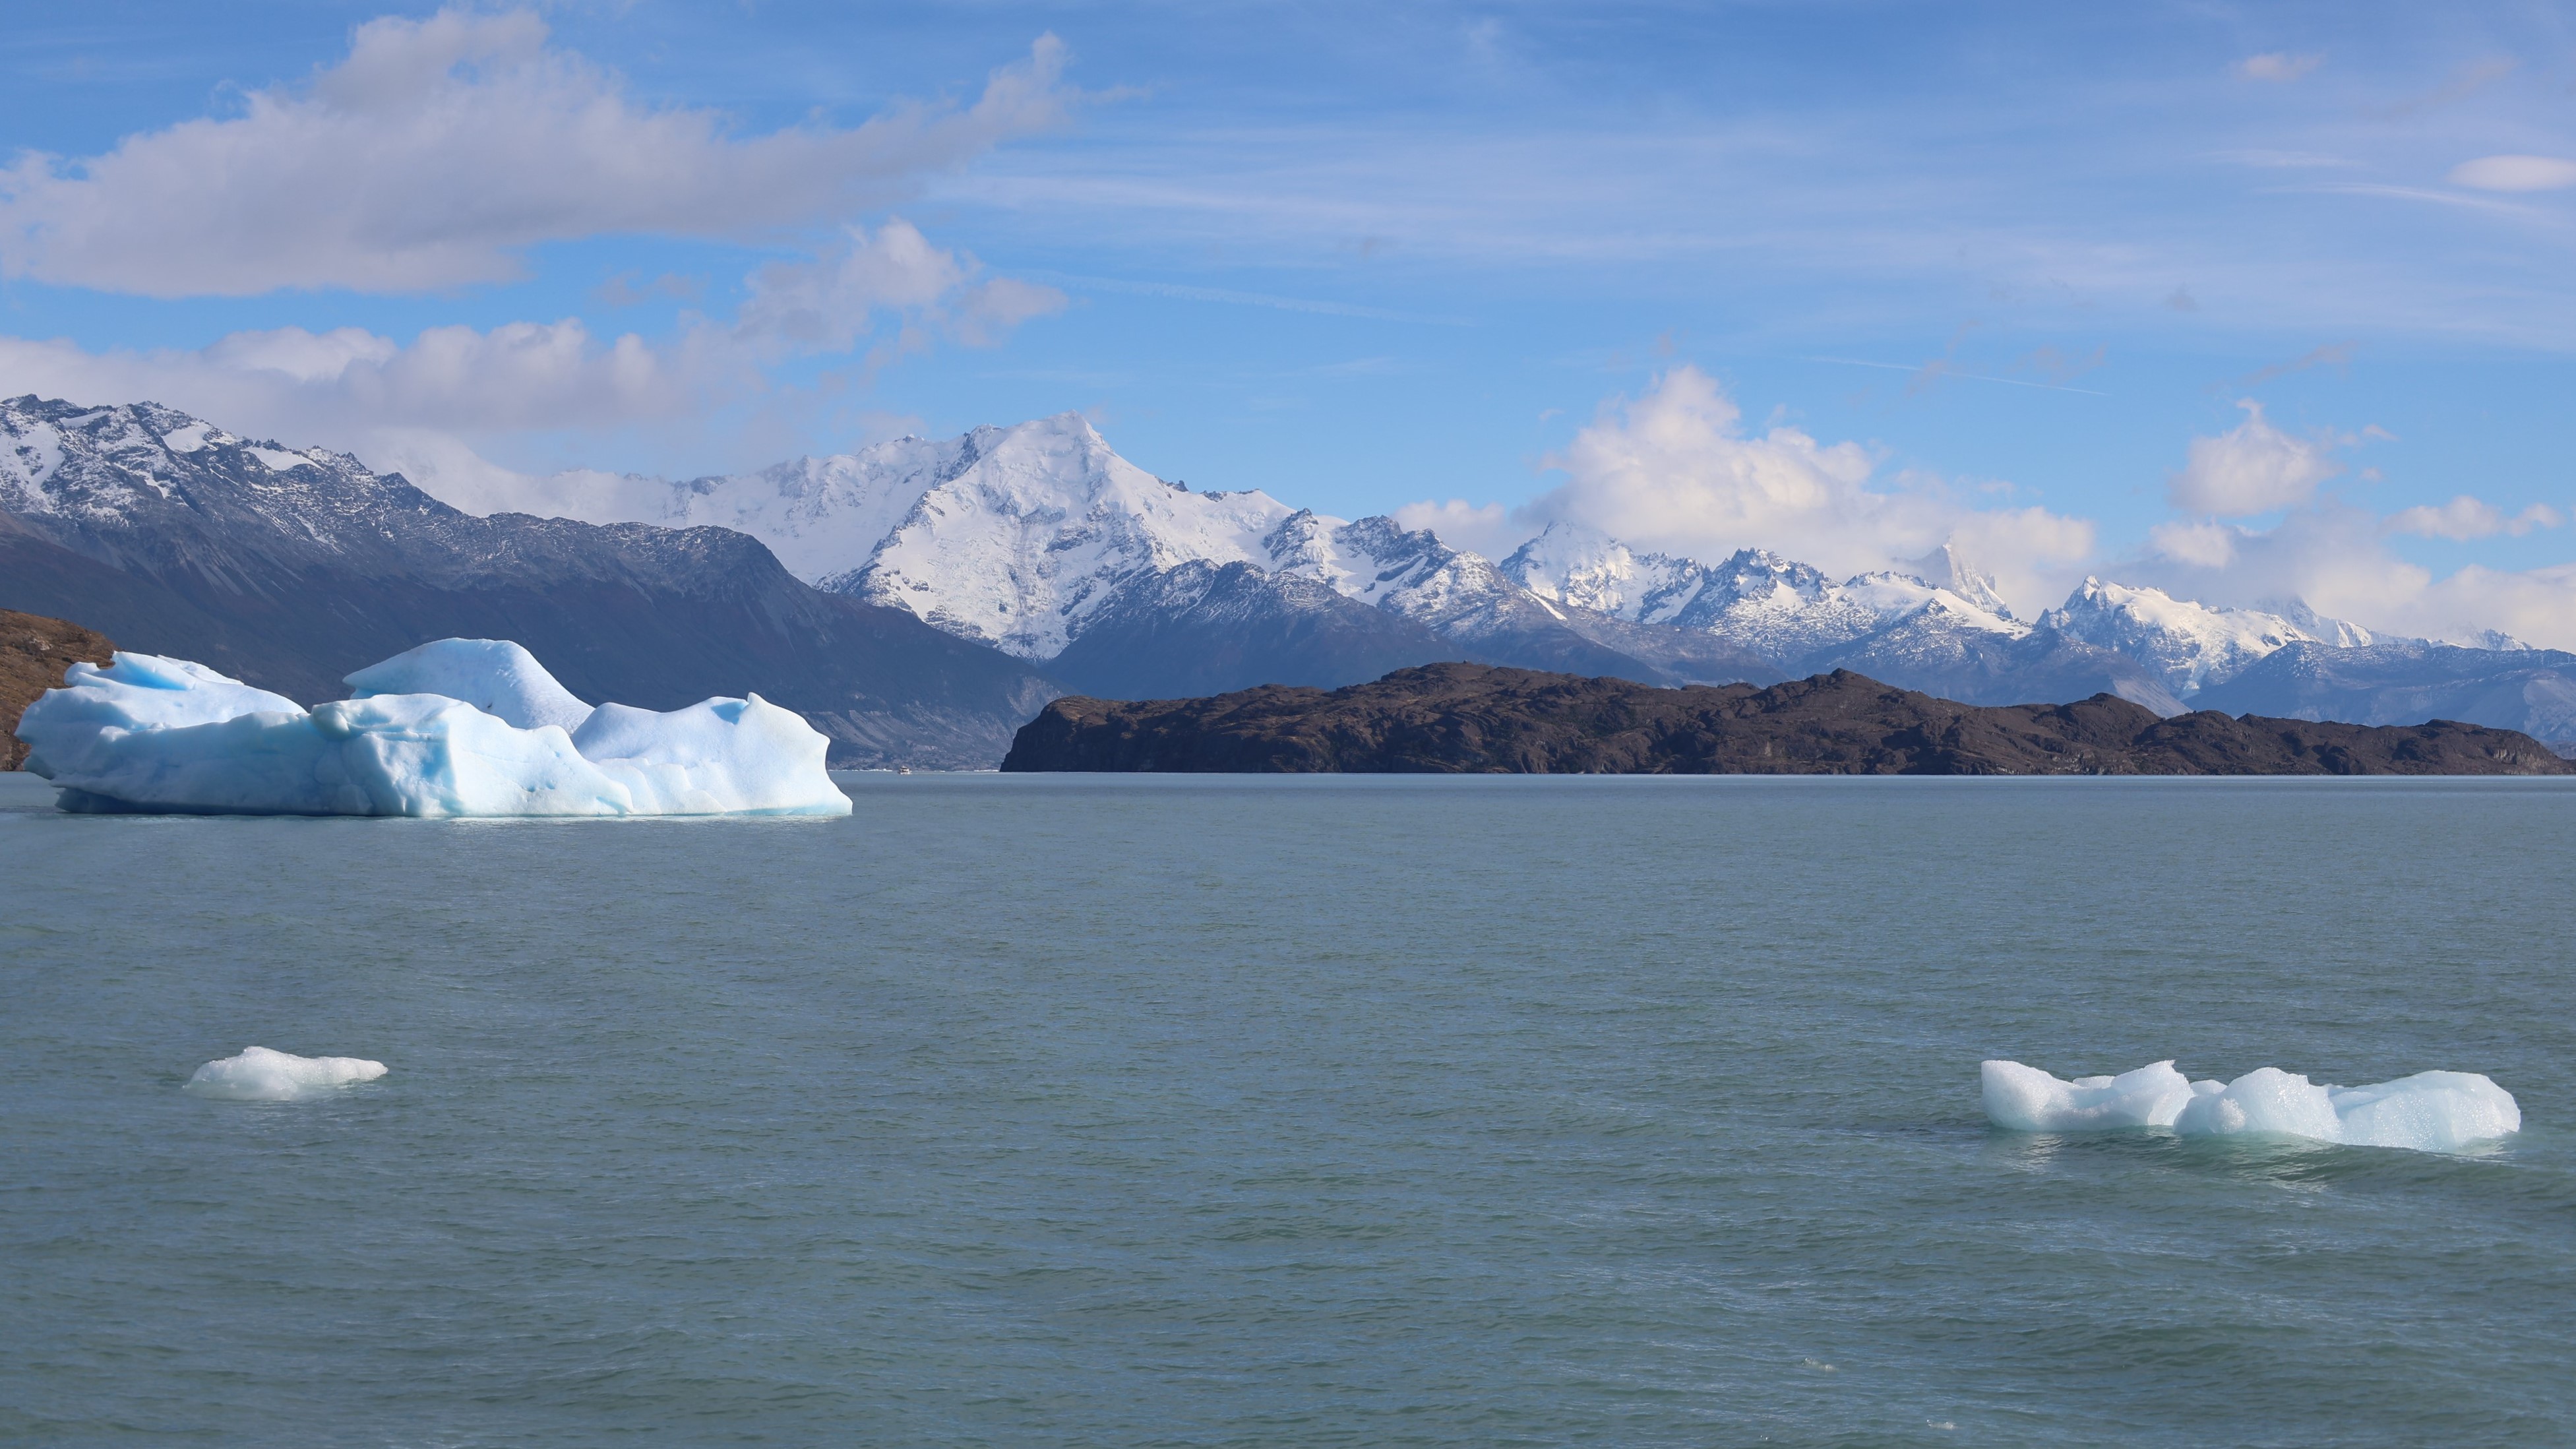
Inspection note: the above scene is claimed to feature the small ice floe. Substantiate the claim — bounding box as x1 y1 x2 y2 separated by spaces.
184 1046 388 1101
1982 1059 2519 1154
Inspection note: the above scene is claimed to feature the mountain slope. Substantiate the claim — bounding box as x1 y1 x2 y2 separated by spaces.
2195 640 2576 749
1044 560 1461 700
0 396 1060 767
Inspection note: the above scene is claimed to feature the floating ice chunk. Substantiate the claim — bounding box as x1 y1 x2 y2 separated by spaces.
345 638 594 733
185 1046 388 1101
1986 1059 2521 1152
2327 1072 2522 1152
2172 1066 2345 1142
16 645 851 818
1980 1059 2197 1130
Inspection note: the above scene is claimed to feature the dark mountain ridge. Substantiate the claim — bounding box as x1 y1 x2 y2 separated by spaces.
1002 663 2575 776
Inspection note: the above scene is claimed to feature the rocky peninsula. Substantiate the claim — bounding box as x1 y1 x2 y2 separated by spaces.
1002 663 2576 776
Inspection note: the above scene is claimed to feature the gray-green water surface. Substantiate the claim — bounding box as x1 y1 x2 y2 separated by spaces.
3 772 2571 1446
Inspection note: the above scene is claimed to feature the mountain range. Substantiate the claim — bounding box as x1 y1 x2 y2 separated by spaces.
7 395 2573 764
483 410 2576 747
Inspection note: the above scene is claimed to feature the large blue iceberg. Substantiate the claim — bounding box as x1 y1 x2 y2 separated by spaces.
16 639 852 817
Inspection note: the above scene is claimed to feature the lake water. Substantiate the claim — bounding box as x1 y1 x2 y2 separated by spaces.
4 770 2572 1447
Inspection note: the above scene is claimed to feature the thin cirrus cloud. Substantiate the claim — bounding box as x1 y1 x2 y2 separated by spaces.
2235 53 2323 82
2448 156 2576 193
0 7 1078 297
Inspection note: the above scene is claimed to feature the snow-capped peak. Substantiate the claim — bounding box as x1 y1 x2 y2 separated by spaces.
838 414 1306 658
1500 522 2024 657
1901 543 2015 620
2038 578 2373 695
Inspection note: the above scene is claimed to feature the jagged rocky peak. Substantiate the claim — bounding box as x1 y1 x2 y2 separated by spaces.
1901 543 2014 619
1 394 445 559
2039 578 2373 696
1269 513 1471 607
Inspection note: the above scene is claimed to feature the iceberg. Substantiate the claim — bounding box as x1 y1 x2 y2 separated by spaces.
15 641 851 818
345 638 595 733
1983 1059 2521 1154
185 1046 388 1101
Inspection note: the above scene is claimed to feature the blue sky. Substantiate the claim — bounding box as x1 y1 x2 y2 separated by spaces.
3 1 2573 638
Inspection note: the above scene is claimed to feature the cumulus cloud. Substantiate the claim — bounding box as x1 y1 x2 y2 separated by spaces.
2168 400 2345 516
1495 367 2093 606
0 220 1053 494
2385 495 2562 540
0 9 1076 296
2448 155 2576 193
2122 499 2576 649
2236 52 2323 82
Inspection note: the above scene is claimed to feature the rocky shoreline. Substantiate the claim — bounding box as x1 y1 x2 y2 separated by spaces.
2 610 114 771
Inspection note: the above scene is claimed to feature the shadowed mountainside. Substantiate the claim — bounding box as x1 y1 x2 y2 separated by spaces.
1002 663 2576 776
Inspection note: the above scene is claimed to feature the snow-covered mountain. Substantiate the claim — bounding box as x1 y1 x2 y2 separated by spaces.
491 414 1657 682
2040 578 2375 697
1501 525 2025 659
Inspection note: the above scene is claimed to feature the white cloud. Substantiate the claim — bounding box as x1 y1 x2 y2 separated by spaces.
0 220 1055 494
737 220 1064 357
2236 53 2323 82
1391 498 1519 560
0 10 1074 296
1496 367 2094 607
2124 501 2576 650
2447 155 2576 193
2168 400 2344 516
2411 564 2576 650
2385 495 2562 541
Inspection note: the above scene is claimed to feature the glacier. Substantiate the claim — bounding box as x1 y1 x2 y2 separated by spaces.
15 641 851 818
185 1047 388 1101
1982 1059 2520 1153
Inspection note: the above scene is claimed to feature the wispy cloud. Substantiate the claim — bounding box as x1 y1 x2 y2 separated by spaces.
2278 182 2548 220
2365 57 2517 119
2236 53 2323 83
2449 155 2576 192
0 219 1060 489
2229 340 2357 390
1804 355 2107 396
1027 270 1469 324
